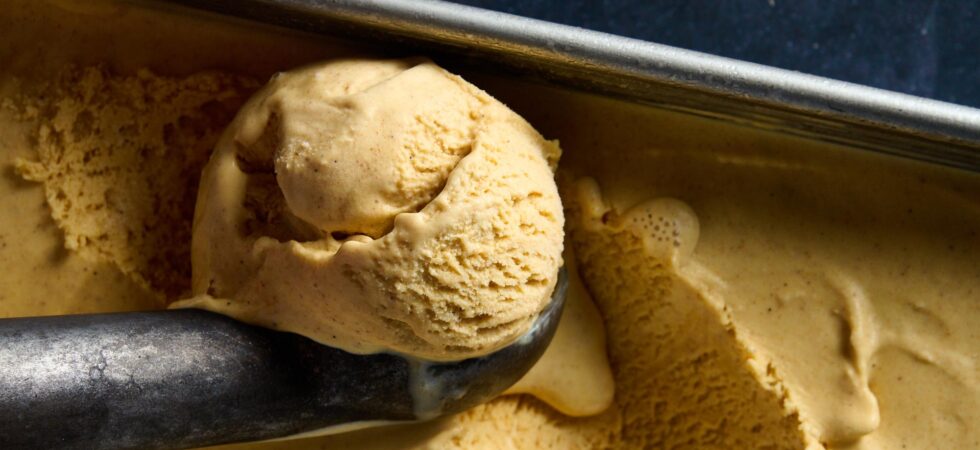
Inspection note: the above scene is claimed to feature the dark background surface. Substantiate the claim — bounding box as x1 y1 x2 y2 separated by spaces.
451 0 980 109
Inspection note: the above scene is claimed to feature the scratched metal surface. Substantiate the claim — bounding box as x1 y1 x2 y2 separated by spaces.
456 0 980 109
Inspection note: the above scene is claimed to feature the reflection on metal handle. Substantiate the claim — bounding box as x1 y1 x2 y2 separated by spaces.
0 309 413 449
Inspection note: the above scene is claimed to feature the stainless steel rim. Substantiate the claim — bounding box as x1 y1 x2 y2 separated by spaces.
157 0 980 171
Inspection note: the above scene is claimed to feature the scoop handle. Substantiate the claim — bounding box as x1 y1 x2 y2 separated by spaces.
0 309 415 450
0 270 566 450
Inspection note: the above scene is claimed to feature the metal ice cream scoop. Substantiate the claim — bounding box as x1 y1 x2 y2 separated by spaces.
0 269 567 450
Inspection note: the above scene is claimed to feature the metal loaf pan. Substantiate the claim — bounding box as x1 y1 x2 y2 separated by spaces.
162 0 980 171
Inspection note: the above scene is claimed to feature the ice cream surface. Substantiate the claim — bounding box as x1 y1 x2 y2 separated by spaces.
1 1 978 449
173 58 565 360
529 86 980 449
11 67 254 301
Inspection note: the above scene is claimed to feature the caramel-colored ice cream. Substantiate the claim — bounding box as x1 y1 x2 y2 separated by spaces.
174 58 565 360
1 1 977 449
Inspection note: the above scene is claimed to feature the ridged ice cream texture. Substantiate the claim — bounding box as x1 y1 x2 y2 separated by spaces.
175 58 565 360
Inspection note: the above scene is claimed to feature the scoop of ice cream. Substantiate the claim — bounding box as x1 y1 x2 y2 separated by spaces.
175 58 564 361
240 58 486 238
